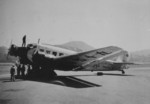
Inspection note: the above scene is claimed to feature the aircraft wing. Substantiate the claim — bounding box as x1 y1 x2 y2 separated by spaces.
53 46 124 70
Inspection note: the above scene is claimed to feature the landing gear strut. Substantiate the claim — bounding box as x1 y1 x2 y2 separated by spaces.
121 70 125 74
49 70 57 78
40 69 57 79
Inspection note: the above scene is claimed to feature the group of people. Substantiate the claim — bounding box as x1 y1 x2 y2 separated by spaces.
10 63 32 81
10 35 28 81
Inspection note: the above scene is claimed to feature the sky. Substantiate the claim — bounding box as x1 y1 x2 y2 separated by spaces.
0 0 150 52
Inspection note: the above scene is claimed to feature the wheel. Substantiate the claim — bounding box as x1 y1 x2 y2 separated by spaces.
97 72 103 76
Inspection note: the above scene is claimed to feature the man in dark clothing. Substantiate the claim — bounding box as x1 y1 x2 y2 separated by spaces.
10 65 15 81
27 64 32 76
22 35 26 47
21 64 25 77
17 64 21 76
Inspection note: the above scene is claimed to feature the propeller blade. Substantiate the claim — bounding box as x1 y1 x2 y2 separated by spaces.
10 39 12 45
38 38 40 44
7 49 10 60
7 39 13 60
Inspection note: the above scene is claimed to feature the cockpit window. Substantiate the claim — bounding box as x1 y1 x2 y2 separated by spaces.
27 44 37 48
33 45 37 48
27 44 31 47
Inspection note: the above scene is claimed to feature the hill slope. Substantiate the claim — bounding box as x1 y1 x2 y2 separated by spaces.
129 49 150 62
55 41 94 52
0 46 17 63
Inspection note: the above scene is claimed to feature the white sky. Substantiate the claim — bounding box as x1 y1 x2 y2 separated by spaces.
0 0 150 52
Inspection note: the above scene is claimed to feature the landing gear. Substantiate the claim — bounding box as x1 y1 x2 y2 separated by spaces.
97 72 103 76
49 70 57 78
121 70 125 74
27 65 57 79
38 68 57 79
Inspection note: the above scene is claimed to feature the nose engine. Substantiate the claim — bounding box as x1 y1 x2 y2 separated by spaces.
8 44 18 56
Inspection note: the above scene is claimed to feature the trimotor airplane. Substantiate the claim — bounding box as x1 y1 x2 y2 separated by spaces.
7 42 131 78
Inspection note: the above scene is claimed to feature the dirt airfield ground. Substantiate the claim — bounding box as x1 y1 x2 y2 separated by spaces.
1 65 150 104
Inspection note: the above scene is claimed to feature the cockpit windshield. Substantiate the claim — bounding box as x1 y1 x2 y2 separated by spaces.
27 44 37 49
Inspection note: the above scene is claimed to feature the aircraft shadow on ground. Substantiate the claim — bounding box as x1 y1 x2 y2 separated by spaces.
0 75 101 88
26 72 134 88
27 76 101 88
1 73 134 88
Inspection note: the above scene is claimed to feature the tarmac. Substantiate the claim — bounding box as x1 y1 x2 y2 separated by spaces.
0 65 150 104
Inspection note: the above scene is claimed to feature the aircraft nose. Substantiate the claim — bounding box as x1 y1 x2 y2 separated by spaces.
8 44 16 55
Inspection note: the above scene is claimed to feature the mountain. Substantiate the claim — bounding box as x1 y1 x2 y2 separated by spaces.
129 49 150 62
55 41 94 52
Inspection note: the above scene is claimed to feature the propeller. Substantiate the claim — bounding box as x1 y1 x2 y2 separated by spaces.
7 40 13 59
38 38 40 44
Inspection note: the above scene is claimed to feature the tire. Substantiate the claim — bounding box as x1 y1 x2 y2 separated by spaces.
97 72 103 76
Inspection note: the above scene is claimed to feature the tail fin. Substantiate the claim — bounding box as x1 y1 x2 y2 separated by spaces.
111 51 129 62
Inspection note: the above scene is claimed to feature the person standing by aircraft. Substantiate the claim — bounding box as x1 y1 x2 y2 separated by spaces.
15 60 20 76
22 35 26 47
17 64 21 76
21 64 25 77
27 64 31 76
10 65 16 81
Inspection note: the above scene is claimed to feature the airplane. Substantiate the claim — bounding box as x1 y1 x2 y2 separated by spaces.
7 42 131 78
75 51 130 75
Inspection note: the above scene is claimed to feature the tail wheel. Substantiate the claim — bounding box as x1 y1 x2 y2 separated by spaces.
121 70 125 74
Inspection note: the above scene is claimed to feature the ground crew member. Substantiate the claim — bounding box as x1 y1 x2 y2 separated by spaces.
22 35 26 47
10 65 16 81
21 64 25 77
27 64 32 76
15 60 20 76
17 64 21 76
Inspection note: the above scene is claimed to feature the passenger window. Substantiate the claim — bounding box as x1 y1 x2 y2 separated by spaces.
59 53 64 56
46 50 51 54
52 52 57 56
